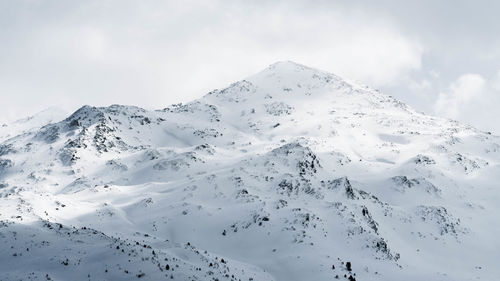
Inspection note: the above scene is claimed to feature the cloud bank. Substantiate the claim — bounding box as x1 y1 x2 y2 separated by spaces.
1 0 499 134
434 72 500 133
0 0 422 123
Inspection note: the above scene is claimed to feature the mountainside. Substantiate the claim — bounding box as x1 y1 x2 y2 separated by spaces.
1 61 499 281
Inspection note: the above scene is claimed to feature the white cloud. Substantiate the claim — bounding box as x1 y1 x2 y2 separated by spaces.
491 70 500 91
0 0 423 122
432 72 500 133
434 74 486 118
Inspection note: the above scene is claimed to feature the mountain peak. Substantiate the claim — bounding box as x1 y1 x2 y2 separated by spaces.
203 61 398 116
237 61 345 98
255 60 333 78
267 60 310 70
1 62 499 281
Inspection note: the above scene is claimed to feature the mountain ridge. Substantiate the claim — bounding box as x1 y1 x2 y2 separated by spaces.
0 62 499 281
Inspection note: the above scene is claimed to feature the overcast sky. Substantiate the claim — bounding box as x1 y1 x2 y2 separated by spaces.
1 0 500 133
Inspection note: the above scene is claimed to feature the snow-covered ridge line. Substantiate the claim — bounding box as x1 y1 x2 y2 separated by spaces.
0 61 499 281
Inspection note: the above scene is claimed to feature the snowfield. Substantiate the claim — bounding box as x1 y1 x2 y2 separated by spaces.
1 61 499 281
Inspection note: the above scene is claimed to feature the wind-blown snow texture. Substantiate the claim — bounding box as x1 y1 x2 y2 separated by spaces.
1 61 499 281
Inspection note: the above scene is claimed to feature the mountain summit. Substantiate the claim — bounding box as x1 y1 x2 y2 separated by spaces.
0 62 499 281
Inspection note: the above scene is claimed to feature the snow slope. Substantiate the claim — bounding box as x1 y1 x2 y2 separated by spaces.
1 61 499 281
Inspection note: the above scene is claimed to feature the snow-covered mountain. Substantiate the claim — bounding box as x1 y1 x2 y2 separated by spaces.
1 61 499 281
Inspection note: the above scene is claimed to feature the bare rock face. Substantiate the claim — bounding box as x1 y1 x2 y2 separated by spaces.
0 158 13 175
